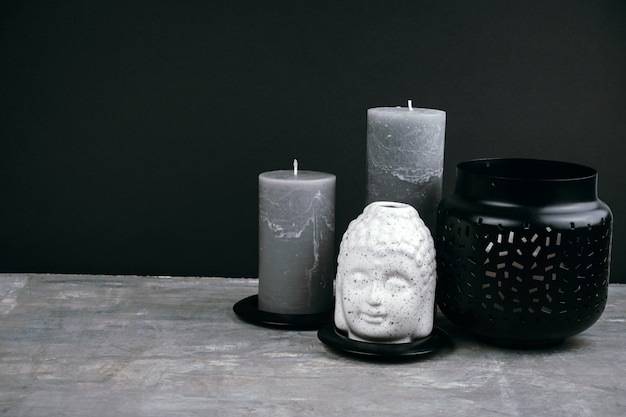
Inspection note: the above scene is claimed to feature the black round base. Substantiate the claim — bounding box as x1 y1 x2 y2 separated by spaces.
317 324 451 361
233 294 333 330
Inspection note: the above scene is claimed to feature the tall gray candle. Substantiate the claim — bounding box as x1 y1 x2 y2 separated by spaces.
366 102 446 233
258 160 336 315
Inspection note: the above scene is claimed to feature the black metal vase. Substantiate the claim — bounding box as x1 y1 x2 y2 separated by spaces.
436 158 612 348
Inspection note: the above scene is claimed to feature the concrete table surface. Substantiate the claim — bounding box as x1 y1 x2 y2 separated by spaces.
0 274 624 417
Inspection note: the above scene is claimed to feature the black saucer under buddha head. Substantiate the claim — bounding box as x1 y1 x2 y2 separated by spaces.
317 324 451 360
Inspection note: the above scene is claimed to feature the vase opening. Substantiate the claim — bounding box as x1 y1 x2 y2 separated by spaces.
455 158 600 205
461 158 596 182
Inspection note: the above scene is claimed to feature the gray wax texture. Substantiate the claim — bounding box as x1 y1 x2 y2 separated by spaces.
366 107 446 233
258 170 336 314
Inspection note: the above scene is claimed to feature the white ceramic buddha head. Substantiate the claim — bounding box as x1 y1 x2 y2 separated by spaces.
334 201 436 344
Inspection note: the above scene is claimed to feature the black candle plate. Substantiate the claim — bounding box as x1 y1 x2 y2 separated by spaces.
317 324 450 361
233 294 333 330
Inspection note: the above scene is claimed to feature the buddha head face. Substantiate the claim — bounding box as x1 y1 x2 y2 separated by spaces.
334 202 436 344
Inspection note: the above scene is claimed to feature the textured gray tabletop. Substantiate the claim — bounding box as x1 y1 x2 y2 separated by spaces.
0 274 624 416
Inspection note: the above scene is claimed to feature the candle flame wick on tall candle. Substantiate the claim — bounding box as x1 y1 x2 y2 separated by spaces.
293 159 298 176
408 99 413 111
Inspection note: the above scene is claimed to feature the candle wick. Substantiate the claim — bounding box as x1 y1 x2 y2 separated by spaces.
408 99 413 111
293 159 298 176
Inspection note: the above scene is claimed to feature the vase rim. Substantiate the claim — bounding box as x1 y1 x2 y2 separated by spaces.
458 158 597 182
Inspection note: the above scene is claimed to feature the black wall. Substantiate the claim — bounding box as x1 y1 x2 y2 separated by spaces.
1 1 625 281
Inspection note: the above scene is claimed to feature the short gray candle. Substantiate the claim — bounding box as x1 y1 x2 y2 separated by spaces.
258 161 336 315
366 102 446 233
